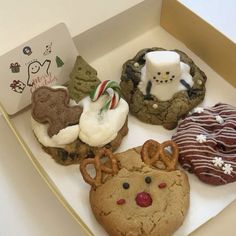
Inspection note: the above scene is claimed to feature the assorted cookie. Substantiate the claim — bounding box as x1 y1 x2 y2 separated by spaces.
80 140 190 236
120 47 207 129
31 56 129 165
172 103 236 185
29 47 236 235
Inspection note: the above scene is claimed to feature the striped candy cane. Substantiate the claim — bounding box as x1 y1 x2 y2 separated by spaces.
90 80 121 112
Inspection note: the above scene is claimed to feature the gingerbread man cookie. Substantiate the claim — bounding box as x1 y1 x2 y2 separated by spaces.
32 86 83 137
80 140 190 236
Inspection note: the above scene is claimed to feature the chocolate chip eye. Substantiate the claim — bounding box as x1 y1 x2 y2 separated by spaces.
145 176 152 184
157 72 161 75
160 80 163 83
156 80 159 83
172 75 175 78
166 71 170 75
123 182 130 189
153 76 156 80
165 80 168 83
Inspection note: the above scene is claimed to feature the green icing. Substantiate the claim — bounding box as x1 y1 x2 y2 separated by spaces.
68 56 100 103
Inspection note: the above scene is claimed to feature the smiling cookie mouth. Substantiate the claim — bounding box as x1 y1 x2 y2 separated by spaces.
135 191 153 207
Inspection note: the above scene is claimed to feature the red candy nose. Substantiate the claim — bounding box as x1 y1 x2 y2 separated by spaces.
135 192 152 207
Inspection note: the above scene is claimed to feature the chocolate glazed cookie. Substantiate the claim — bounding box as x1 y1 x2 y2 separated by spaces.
172 103 236 185
120 47 207 129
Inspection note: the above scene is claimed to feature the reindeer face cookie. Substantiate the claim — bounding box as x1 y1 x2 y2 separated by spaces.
80 140 190 236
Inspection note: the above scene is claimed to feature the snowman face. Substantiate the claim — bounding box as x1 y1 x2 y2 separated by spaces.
146 51 181 84
29 62 41 74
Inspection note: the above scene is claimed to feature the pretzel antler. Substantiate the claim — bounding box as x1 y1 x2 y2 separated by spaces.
141 140 179 171
160 141 179 171
141 140 161 165
80 148 119 187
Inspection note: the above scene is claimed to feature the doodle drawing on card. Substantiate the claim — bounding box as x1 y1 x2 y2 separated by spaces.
43 42 52 56
10 62 21 73
23 46 32 56
10 80 26 93
27 59 51 86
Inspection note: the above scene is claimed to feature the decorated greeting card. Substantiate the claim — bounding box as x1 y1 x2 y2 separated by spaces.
0 23 78 115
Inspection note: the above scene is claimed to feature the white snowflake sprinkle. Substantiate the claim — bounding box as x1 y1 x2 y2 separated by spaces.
153 104 158 109
222 164 233 175
193 107 204 114
196 134 207 143
212 157 224 167
215 115 224 124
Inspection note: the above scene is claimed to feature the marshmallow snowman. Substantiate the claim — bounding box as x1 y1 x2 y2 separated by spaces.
139 51 193 101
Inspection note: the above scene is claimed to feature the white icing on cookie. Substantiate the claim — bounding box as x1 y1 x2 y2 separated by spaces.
32 118 79 148
32 86 129 148
31 86 80 148
138 51 193 101
78 95 128 147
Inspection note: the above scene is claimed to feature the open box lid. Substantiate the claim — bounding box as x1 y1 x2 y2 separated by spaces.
161 0 236 88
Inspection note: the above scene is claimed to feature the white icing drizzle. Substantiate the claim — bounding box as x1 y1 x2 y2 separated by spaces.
199 173 227 184
173 103 236 184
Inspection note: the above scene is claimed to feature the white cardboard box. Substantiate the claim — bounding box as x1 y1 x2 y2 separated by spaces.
1 0 236 235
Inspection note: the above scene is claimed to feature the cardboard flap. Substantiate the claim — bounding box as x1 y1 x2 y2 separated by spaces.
0 23 78 115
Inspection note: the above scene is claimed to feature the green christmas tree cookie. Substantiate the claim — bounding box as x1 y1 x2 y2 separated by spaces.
68 56 100 103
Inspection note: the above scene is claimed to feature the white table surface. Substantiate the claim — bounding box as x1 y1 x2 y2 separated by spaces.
1 1 236 236
0 114 86 236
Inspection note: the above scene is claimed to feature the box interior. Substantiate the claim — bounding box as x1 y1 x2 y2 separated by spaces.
3 0 236 235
